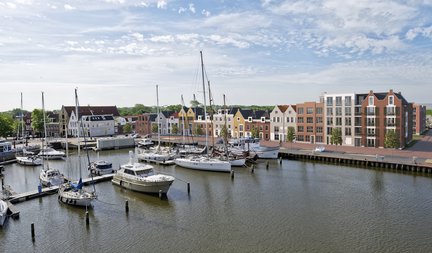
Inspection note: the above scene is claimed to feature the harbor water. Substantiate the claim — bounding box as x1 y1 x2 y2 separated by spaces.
1 149 432 252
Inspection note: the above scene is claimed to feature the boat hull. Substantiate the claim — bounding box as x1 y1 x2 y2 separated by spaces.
112 176 173 194
16 156 42 166
229 158 246 167
0 200 7 226
174 158 231 172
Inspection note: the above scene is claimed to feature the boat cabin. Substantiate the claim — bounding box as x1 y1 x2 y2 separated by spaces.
0 141 12 153
123 168 155 177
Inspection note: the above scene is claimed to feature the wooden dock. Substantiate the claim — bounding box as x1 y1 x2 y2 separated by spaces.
7 174 114 204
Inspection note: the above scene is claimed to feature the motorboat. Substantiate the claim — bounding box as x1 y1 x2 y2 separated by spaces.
58 180 96 207
137 147 176 165
40 168 65 187
137 138 154 148
38 147 65 160
0 200 8 227
16 155 42 166
174 156 231 172
112 151 175 194
89 160 114 175
314 146 326 152
229 138 279 159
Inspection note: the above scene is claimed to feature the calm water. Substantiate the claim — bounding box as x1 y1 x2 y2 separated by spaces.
1 149 432 252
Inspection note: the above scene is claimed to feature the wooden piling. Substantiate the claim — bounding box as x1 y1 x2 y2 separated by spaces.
187 183 190 194
125 200 129 213
279 157 282 164
31 223 35 240
85 211 89 225
251 165 255 174
159 190 163 199
266 161 269 170
231 170 235 179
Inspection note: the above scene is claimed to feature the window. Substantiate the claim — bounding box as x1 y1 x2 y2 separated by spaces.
291 117 295 123
326 108 333 116
274 126 279 132
345 117 352 126
316 107 323 114
307 126 313 132
335 117 342 126
368 96 374 106
276 117 280 123
298 108 304 114
316 117 323 123
248 117 252 122
326 117 333 125
265 125 268 131
345 127 352 135
298 117 304 123
298 126 304 132
307 117 313 123
336 96 342 106
335 107 342 116
297 135 304 141
316 136 323 143
305 135 310 142
388 95 394 105
345 96 352 106
326 97 333 106
345 107 351 116
316 126 323 133
307 107 313 114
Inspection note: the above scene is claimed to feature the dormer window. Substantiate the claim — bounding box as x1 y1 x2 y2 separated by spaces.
261 117 265 122
388 95 394 105
248 117 252 122
198 116 202 120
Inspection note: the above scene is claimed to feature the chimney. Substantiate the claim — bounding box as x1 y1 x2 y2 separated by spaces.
389 89 393 93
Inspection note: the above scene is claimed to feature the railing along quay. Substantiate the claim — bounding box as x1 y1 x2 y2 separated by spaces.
279 149 432 175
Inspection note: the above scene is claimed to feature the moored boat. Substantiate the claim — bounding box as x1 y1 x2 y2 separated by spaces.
175 156 231 172
89 160 114 175
0 200 8 227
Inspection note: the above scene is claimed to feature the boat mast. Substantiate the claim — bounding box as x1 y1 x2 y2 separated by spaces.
74 88 82 180
223 94 229 156
41 92 48 170
156 85 161 151
20 92 24 141
207 80 215 150
181 95 186 145
200 51 208 156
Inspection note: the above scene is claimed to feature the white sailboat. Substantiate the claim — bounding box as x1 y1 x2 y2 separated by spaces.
15 93 42 166
113 151 175 194
39 92 65 187
174 51 231 172
58 88 97 207
0 200 8 227
137 85 175 165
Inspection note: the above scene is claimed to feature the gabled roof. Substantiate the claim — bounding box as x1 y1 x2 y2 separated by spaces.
238 109 254 118
148 114 157 122
277 105 289 113
193 107 205 118
254 110 269 119
161 111 175 118
63 106 120 118
290 105 297 112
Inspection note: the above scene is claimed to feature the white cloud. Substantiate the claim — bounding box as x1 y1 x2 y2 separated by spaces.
64 4 76 11
178 7 186 14
406 26 432 40
189 3 195 13
157 0 167 9
208 34 250 48
130 32 144 42
149 35 174 43
201 9 211 17
105 0 126 4
203 12 272 32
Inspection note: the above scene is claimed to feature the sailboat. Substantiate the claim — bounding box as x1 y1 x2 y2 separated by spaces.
15 92 42 166
174 51 231 172
58 88 96 207
0 199 8 226
39 92 65 187
137 85 176 165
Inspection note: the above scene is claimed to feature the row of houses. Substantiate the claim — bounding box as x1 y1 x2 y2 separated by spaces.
18 89 427 149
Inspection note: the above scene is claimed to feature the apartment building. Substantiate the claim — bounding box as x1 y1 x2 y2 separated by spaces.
413 104 426 135
244 110 271 141
270 105 296 141
295 102 324 144
361 90 412 148
213 107 238 137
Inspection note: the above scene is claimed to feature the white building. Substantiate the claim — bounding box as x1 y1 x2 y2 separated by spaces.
323 93 356 146
68 111 115 137
213 107 237 137
270 105 297 141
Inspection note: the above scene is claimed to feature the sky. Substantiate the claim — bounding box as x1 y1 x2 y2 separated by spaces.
0 0 431 111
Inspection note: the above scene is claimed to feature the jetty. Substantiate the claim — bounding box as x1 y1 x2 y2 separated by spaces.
6 174 114 204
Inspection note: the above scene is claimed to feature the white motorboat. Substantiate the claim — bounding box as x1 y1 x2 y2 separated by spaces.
16 155 42 166
38 147 65 160
89 160 114 175
112 151 175 194
0 200 8 227
40 168 65 187
175 156 231 172
58 180 96 207
137 138 154 148
230 138 279 159
314 146 326 152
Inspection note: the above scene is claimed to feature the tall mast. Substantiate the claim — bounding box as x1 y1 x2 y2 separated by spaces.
75 88 82 179
207 80 215 149
41 92 47 169
156 85 161 150
20 92 24 139
223 94 228 156
200 51 208 155
181 95 186 145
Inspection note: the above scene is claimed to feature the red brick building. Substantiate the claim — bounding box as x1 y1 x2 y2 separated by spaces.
242 109 271 141
413 103 426 135
361 90 412 148
295 102 324 144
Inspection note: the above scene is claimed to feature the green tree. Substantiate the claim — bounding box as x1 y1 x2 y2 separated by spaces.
31 109 47 137
172 124 179 135
384 129 400 148
220 125 228 139
0 113 15 138
190 100 202 108
163 104 182 112
330 128 342 145
123 123 132 134
151 123 158 134
194 124 203 136
251 125 260 139
287 126 295 142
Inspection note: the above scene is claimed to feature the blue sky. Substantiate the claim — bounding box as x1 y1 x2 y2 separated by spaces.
1 0 431 111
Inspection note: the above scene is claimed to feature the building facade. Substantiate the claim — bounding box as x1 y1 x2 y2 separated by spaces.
295 102 324 144
413 104 426 135
270 105 297 141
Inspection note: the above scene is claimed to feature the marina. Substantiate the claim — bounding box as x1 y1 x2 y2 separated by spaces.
1 148 432 252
